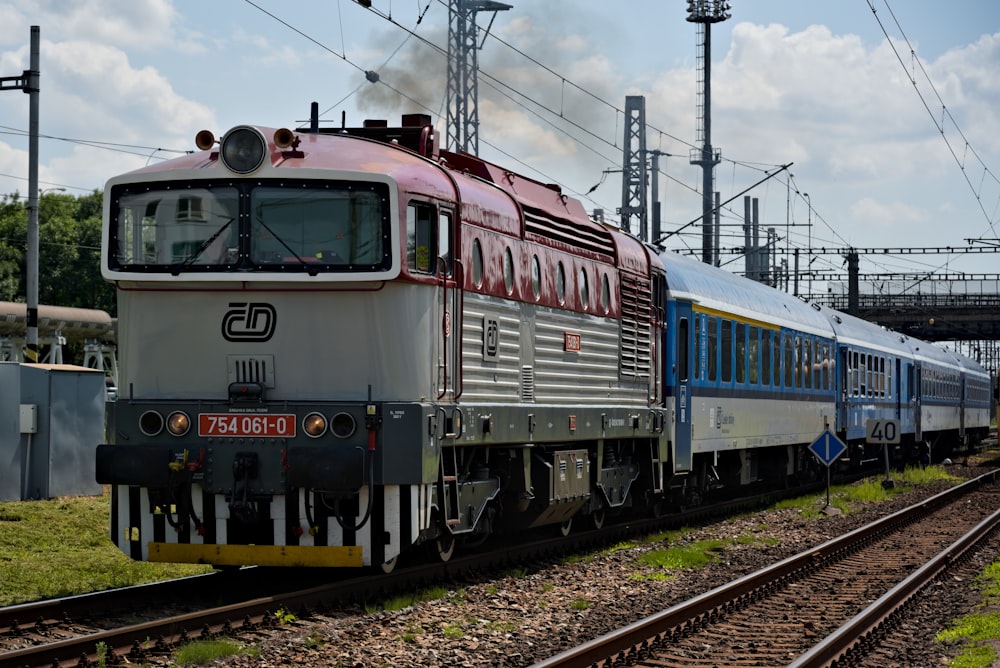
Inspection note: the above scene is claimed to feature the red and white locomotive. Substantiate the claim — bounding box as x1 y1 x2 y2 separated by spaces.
96 113 667 569
96 111 991 570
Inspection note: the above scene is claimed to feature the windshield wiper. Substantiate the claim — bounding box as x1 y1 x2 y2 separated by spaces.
253 217 319 276
170 217 235 276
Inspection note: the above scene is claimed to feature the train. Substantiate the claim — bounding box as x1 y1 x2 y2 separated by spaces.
95 111 993 570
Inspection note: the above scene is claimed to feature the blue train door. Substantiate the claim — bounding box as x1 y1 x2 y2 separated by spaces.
673 303 693 472
913 363 922 441
838 347 849 431
895 358 902 419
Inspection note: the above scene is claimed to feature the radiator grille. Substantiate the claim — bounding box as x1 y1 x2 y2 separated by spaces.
620 273 651 381
521 366 535 401
228 355 275 388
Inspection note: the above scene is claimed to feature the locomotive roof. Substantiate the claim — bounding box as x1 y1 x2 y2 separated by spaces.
115 125 459 205
659 250 831 336
111 121 650 275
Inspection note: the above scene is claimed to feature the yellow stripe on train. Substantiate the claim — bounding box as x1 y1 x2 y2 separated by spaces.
148 543 364 567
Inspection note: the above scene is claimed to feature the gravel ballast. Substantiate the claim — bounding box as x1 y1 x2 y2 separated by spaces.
155 464 1000 667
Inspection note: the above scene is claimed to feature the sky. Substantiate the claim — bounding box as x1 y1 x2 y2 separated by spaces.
1 0 999 293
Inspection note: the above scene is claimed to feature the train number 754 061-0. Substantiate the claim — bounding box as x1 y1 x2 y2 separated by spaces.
198 413 296 438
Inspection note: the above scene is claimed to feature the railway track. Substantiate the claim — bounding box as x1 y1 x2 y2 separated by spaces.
0 470 867 668
530 468 1000 668
0 463 972 668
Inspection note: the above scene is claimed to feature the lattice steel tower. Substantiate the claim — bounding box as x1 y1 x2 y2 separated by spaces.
620 96 648 240
446 0 512 154
687 1 730 264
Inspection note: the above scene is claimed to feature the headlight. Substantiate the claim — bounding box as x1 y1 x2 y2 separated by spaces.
139 410 164 436
220 126 267 174
331 412 357 439
303 412 328 438
166 411 191 436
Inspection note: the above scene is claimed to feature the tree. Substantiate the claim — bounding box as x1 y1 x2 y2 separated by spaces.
0 190 113 313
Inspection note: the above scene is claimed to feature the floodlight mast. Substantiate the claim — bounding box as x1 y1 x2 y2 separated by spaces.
687 1 731 265
446 0 512 155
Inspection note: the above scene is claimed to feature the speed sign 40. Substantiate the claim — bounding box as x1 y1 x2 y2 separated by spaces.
866 418 900 444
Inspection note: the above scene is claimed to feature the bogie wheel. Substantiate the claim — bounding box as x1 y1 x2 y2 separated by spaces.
378 556 398 574
433 531 456 563
558 517 573 537
591 509 606 530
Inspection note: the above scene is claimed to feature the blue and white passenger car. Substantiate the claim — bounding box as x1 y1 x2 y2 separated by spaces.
820 306 915 459
661 252 837 499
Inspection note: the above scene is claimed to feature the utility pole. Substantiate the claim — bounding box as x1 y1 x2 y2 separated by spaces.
649 150 670 245
804 192 812 298
446 0 511 154
0 26 40 362
687 1 731 265
846 249 860 316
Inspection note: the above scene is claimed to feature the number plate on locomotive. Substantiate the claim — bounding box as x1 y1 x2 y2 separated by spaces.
198 413 296 437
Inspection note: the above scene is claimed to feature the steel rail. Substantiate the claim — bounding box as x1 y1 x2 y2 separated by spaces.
789 502 1000 668
529 469 1000 668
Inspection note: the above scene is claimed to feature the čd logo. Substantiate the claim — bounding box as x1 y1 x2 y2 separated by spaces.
222 302 276 342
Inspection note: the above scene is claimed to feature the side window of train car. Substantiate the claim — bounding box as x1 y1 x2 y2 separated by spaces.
693 314 702 381
678 318 689 382
773 331 781 387
735 323 747 384
793 336 802 388
867 354 874 397
406 202 436 273
707 317 717 382
821 342 830 390
857 351 865 396
802 339 812 390
721 320 733 383
783 335 794 388
761 329 771 386
439 211 453 276
878 357 886 397
748 326 759 385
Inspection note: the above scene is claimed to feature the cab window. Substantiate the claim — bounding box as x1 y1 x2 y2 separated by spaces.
407 202 436 273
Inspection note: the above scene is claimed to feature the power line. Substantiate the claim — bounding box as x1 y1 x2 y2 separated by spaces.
868 0 1000 239
0 124 190 159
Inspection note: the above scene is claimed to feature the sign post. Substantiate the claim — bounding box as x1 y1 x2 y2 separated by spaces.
809 428 848 510
866 418 900 489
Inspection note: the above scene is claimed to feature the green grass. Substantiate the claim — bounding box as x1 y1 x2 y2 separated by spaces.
172 638 259 665
774 464 961 518
638 539 726 571
0 492 212 606
935 555 1000 668
366 585 451 613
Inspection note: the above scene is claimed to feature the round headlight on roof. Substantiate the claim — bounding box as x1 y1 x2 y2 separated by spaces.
220 126 267 174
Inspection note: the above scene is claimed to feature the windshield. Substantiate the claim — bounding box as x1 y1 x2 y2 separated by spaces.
250 187 385 267
111 186 239 268
109 180 392 274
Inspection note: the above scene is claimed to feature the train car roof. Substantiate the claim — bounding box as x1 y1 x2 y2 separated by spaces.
813 304 914 358
659 251 832 337
951 349 991 379
909 339 965 371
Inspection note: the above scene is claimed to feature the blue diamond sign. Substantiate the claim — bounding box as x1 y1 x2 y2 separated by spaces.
809 429 848 467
